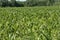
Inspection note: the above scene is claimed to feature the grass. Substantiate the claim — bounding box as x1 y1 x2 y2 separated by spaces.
0 6 60 40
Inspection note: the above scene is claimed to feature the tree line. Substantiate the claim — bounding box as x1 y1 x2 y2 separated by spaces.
0 0 55 7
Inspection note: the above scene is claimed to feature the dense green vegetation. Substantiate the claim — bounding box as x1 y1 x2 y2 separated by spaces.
0 6 60 40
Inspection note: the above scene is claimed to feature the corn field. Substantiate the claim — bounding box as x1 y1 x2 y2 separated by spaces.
0 6 60 40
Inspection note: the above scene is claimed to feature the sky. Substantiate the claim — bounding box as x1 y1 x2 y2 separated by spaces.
8 0 26 2
16 0 26 1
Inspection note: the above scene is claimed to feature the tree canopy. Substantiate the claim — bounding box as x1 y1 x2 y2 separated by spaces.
0 0 58 7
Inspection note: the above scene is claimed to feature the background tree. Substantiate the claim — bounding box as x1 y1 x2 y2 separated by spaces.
10 0 16 6
15 1 25 7
0 0 8 7
0 0 2 6
0 0 58 7
49 0 55 5
26 0 49 6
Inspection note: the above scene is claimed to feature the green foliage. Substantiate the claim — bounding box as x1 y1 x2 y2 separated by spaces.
0 6 60 40
0 0 58 7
